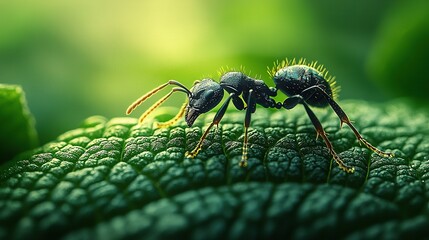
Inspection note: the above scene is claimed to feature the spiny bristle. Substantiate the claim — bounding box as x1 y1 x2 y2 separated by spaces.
217 65 260 79
217 65 230 77
218 65 247 76
327 76 341 100
268 58 340 100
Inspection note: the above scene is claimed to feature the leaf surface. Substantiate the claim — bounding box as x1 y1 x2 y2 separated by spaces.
1 101 428 239
0 84 37 162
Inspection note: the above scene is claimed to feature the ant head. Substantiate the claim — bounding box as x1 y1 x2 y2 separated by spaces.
185 78 224 126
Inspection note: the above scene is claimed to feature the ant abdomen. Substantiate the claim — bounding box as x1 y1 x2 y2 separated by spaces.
273 65 334 108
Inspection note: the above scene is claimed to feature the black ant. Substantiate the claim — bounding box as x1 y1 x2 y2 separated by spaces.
126 58 393 173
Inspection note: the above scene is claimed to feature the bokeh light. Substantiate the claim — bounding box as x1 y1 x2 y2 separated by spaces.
1 0 427 143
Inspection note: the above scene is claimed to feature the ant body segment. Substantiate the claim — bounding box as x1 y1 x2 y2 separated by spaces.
126 59 393 173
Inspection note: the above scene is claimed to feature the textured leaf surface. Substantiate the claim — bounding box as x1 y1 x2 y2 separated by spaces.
1 101 429 239
0 84 37 162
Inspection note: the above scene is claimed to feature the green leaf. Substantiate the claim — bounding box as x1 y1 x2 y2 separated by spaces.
1 101 428 239
0 84 38 162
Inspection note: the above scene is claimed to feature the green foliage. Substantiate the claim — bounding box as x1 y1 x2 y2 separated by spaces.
1 100 428 239
368 0 429 103
0 84 38 162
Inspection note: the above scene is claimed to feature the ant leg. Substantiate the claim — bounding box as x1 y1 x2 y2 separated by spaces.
283 95 303 109
283 95 355 173
232 95 245 110
283 85 321 109
301 100 355 173
186 94 234 158
240 89 255 167
309 86 393 158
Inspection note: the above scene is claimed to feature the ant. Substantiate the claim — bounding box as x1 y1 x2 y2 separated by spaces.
126 58 393 173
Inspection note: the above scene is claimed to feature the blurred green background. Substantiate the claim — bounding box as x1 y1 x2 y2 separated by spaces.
1 0 428 144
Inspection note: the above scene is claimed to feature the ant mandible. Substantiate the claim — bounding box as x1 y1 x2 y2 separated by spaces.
126 58 393 173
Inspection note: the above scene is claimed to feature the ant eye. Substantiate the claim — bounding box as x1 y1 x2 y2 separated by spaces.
203 89 214 99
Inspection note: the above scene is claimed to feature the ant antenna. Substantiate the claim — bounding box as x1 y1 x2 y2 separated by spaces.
126 80 192 124
155 101 188 128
